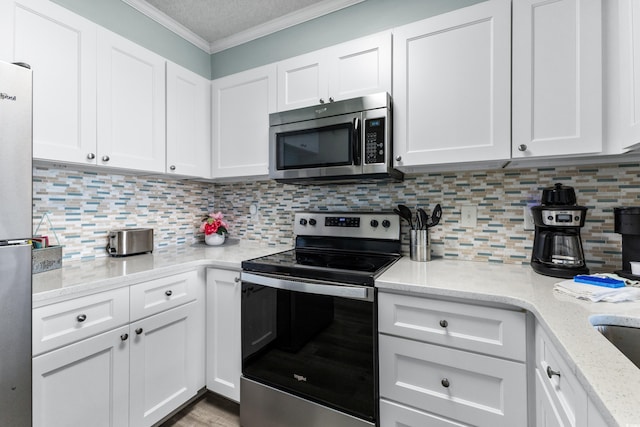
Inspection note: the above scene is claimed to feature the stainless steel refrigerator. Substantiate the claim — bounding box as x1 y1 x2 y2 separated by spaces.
0 60 33 426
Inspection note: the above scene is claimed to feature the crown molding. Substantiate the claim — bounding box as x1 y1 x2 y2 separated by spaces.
122 0 364 54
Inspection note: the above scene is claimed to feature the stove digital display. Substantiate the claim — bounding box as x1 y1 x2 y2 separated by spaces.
325 216 360 227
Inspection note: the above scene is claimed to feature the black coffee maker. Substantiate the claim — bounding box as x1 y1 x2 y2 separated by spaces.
531 183 589 278
614 207 640 279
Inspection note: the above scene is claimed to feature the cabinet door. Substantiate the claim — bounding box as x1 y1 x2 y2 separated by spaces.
0 0 97 165
166 61 211 178
327 31 392 101
129 300 205 427
512 0 602 158
277 51 328 111
535 370 565 427
608 0 640 152
97 28 166 173
206 268 241 401
32 326 130 427
393 0 511 167
211 64 276 178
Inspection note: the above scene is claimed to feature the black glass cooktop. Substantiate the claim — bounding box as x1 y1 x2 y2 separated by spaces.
242 249 400 286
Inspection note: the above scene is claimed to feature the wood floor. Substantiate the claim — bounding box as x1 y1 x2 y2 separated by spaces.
161 392 240 427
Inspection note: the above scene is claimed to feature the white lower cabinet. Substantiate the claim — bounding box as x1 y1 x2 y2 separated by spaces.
205 268 241 402
130 301 205 426
32 325 130 427
378 292 527 427
32 271 205 427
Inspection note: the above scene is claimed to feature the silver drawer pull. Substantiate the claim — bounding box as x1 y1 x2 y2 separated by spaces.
76 314 87 322
120 333 128 341
441 378 450 388
135 328 143 335
165 290 172 297
546 366 561 379
439 320 448 328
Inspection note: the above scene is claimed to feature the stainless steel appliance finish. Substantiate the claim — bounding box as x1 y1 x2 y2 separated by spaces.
269 93 403 184
0 60 33 427
107 228 154 256
241 377 375 427
241 212 401 427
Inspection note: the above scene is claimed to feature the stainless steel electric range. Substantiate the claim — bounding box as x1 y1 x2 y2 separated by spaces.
240 212 401 427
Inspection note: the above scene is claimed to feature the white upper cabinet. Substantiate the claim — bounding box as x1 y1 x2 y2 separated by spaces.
166 61 211 178
392 0 511 169
211 64 276 178
512 0 602 158
97 28 166 173
276 31 391 111
0 0 98 165
605 0 640 153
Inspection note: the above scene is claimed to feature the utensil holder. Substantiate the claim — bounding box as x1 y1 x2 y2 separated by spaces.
410 229 431 262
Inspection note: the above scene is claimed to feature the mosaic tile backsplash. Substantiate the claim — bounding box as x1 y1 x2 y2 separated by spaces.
33 162 640 271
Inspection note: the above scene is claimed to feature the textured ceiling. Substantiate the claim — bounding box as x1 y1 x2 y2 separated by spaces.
145 0 322 44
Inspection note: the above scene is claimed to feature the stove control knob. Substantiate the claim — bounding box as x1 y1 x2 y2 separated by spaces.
370 219 379 228
299 218 307 226
382 220 391 228
309 218 317 226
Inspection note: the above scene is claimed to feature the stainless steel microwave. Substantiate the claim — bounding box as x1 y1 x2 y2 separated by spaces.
268 92 403 184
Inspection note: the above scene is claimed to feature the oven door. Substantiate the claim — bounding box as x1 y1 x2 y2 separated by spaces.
269 112 363 181
241 272 377 423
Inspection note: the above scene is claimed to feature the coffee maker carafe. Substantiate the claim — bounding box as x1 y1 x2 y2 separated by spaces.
531 183 589 278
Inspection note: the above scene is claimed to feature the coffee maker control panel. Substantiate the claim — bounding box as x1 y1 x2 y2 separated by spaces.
540 209 584 227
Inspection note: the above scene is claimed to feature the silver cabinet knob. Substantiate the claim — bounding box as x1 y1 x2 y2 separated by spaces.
102 155 110 162
135 328 143 335
518 144 528 152
87 153 96 160
77 314 87 322
319 98 325 104
439 320 448 328
546 366 561 379
165 290 172 297
169 165 176 171
395 155 402 162
441 378 450 388
120 333 129 341
234 276 240 283
329 97 334 103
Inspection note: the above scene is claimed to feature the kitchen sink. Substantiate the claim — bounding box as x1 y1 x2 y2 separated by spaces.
593 323 640 369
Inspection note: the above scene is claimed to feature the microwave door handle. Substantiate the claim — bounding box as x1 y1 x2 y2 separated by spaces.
352 117 361 165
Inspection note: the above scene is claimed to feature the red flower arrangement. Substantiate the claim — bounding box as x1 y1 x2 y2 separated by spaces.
200 211 228 236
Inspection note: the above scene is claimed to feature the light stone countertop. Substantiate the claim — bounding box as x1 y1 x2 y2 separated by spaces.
32 239 290 307
376 257 640 427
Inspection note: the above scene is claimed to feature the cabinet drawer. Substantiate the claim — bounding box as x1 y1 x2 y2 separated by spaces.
378 292 526 361
380 399 467 427
379 334 527 427
535 323 587 427
33 287 129 356
130 270 201 321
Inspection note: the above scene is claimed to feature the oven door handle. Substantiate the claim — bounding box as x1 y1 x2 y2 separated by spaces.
241 272 374 302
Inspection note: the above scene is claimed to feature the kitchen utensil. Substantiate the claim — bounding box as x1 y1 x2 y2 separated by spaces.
418 208 429 230
428 204 442 228
398 204 414 229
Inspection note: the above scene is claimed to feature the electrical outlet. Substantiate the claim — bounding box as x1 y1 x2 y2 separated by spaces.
460 205 477 228
524 203 536 231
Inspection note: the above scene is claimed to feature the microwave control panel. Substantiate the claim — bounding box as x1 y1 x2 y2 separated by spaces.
364 118 386 164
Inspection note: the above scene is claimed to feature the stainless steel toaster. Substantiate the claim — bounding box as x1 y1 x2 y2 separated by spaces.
107 228 153 256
